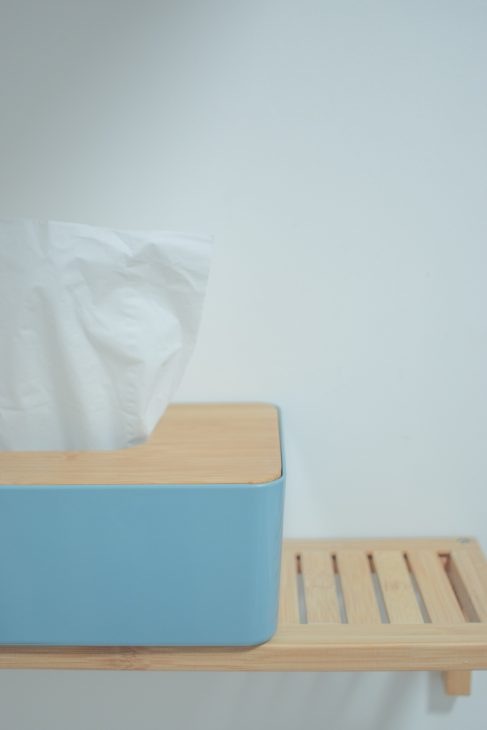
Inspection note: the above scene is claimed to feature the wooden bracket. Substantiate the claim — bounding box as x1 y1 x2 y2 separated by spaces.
442 670 471 696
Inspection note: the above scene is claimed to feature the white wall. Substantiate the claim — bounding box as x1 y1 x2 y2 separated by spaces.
0 1 486 728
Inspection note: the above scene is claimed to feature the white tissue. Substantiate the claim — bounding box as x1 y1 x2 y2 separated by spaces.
0 219 212 451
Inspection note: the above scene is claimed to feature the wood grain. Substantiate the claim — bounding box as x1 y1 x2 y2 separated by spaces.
442 670 472 696
0 624 486 672
373 551 423 624
300 549 340 623
0 403 282 485
447 549 487 622
336 551 382 624
408 550 465 624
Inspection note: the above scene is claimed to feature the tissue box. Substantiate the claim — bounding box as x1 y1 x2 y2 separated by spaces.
0 403 285 646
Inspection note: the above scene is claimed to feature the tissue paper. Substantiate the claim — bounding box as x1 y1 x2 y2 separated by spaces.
0 219 212 451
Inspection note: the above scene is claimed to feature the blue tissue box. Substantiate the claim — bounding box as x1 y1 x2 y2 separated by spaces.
0 403 284 646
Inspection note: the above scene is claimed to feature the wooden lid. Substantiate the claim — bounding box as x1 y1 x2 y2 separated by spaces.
0 403 282 486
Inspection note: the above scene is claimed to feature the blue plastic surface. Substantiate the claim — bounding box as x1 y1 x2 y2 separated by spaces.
0 429 285 646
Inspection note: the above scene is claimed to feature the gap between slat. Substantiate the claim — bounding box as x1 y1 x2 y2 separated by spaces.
368 555 390 624
332 554 348 623
296 555 308 624
334 571 348 624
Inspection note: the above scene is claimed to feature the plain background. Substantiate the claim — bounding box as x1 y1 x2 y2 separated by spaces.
0 1 486 728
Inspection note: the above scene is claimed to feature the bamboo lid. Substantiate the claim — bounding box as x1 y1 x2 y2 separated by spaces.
0 403 282 486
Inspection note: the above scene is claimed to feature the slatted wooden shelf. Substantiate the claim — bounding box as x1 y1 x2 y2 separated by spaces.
1 537 486 697
279 537 487 696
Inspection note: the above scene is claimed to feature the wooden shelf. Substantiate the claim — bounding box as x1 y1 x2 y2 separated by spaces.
1 537 486 697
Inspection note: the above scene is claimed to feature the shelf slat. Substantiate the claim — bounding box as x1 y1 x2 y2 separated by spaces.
407 550 465 624
300 549 340 624
336 550 382 624
448 549 487 622
373 551 423 624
